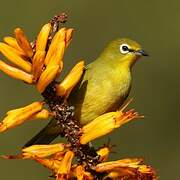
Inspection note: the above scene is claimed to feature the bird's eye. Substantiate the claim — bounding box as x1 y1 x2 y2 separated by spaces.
120 44 130 54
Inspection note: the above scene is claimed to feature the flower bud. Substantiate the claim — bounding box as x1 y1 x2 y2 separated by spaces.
3 36 24 53
96 158 157 179
80 100 141 144
32 50 46 82
65 28 74 47
0 102 43 132
44 27 66 65
37 65 60 93
97 147 110 162
73 165 93 180
56 61 84 97
36 23 52 52
57 151 74 179
35 158 61 174
0 60 33 83
30 109 51 119
47 41 65 68
14 28 33 58
0 42 32 72
22 143 66 158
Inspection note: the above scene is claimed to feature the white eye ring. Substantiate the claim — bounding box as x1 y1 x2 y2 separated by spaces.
120 43 130 54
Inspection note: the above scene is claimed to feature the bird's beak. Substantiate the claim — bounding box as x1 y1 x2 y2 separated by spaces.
135 49 149 56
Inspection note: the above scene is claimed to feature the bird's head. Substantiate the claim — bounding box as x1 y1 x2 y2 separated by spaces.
100 38 148 67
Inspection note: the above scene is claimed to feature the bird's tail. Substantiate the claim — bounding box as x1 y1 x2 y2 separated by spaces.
24 118 62 147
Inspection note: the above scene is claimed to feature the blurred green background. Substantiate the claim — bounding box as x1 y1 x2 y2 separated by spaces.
0 0 179 179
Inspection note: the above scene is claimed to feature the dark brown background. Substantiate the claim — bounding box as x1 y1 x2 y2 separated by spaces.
0 0 179 179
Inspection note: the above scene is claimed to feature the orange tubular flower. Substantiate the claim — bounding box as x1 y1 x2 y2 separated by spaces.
1 40 26 57
22 143 66 158
96 158 157 180
32 50 46 82
57 151 74 180
14 28 34 58
0 60 33 83
36 65 60 93
36 23 52 52
44 27 66 65
3 36 25 53
0 42 32 72
65 28 74 47
47 41 65 68
35 158 62 174
73 165 93 180
0 102 43 132
56 61 85 97
30 109 51 119
80 100 142 144
97 147 110 162
2 143 66 160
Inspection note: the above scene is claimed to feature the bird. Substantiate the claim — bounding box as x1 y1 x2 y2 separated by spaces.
24 38 148 147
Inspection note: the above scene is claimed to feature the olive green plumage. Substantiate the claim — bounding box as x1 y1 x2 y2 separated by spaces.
24 38 147 147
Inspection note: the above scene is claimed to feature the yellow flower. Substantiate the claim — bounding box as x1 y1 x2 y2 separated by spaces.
96 158 157 180
3 36 25 53
14 27 33 58
0 102 44 132
36 64 60 93
97 146 110 162
32 152 66 174
32 50 46 82
44 27 66 65
31 109 51 119
80 99 142 144
36 23 52 52
0 42 32 72
0 59 33 83
56 150 74 180
56 61 85 97
22 143 67 158
65 28 74 47
35 157 62 174
73 165 93 180
0 24 73 89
